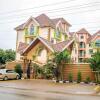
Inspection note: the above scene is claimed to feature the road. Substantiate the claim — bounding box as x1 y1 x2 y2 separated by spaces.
0 86 100 100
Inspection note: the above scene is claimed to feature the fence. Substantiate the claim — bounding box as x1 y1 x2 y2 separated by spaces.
6 61 95 81
63 63 95 81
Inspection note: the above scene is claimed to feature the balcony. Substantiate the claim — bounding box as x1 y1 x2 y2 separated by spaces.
25 34 37 38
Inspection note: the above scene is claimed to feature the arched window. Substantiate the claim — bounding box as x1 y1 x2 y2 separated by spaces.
30 24 34 35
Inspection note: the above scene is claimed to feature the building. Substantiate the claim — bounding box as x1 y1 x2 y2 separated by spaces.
15 14 100 64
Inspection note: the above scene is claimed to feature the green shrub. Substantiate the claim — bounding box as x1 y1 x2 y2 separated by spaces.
15 64 23 79
77 71 82 83
68 73 73 82
85 76 91 84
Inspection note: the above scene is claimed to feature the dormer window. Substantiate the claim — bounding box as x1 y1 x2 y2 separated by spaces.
30 24 34 35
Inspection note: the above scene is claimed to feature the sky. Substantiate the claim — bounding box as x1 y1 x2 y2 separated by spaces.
0 0 100 50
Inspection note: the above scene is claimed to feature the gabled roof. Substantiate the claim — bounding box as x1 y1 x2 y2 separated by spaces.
69 32 75 37
22 37 74 55
14 23 25 30
77 28 91 36
15 14 71 30
22 37 54 55
51 18 71 26
17 42 28 54
88 30 100 43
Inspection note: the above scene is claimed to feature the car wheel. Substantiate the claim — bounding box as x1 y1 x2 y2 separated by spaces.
16 75 19 80
3 76 8 81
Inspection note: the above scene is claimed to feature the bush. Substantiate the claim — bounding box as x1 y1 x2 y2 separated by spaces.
15 64 23 79
68 73 73 82
85 76 91 84
77 71 82 83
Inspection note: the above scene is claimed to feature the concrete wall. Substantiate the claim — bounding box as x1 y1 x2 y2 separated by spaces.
63 63 95 81
6 61 24 70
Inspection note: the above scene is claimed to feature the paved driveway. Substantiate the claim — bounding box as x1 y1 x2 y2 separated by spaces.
0 79 97 94
0 79 100 100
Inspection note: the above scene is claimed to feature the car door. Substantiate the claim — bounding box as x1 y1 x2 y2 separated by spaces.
10 71 17 79
6 70 16 79
6 70 12 79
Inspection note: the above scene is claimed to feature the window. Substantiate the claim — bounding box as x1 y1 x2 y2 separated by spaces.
79 42 85 48
79 58 83 63
89 49 93 54
95 39 100 47
79 50 85 57
51 38 54 43
89 43 91 47
25 28 28 35
30 24 34 35
56 28 60 38
80 35 84 39
6 70 15 73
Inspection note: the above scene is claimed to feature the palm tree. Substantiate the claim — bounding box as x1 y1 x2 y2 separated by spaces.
88 50 100 83
53 50 70 81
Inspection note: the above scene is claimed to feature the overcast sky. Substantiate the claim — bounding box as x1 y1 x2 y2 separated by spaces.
0 0 100 49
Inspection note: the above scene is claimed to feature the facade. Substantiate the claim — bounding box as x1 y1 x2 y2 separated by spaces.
15 14 100 64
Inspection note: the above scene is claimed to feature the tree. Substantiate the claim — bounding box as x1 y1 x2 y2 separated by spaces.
0 49 5 64
88 50 100 83
77 71 82 83
53 50 70 81
5 49 15 62
0 49 15 65
15 64 23 79
43 60 54 79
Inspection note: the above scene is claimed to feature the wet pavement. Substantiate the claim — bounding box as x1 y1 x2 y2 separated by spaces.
0 79 100 100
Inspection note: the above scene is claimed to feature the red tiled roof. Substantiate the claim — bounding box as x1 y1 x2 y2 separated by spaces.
17 42 28 54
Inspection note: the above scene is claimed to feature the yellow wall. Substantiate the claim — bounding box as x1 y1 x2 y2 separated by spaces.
26 41 53 64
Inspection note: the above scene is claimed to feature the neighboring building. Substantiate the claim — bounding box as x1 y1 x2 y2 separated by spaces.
15 14 100 64
69 28 100 63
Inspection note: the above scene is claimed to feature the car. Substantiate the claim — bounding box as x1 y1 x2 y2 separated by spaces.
0 69 20 81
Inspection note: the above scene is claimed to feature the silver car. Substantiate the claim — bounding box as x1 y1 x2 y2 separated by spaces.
0 69 19 80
